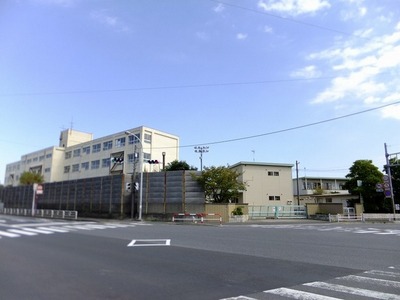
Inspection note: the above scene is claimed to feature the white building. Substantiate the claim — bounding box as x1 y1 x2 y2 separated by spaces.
230 162 294 206
4 126 179 186
292 176 356 205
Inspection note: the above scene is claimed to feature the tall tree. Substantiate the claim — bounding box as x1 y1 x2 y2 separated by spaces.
165 160 197 171
344 160 386 212
194 166 247 203
19 171 44 185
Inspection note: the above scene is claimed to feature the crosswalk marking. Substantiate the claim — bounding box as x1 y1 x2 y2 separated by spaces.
304 281 400 299
0 222 150 240
224 268 400 300
340 274 400 288
20 227 55 234
0 230 20 238
365 270 400 279
7 229 38 236
37 226 70 233
264 287 342 300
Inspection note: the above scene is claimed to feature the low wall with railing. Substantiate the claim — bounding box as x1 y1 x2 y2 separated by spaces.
0 208 78 220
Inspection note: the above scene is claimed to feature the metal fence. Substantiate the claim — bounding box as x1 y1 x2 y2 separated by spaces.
249 205 307 219
0 208 78 220
1 171 205 219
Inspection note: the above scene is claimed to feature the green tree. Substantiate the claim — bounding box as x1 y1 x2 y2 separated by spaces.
193 166 247 203
165 160 197 171
19 171 44 185
344 160 385 212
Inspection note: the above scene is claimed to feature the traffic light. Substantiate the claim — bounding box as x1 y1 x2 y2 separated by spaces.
134 182 139 191
148 159 159 164
126 182 131 192
111 157 124 164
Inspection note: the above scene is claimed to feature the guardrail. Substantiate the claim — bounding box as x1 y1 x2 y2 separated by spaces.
329 213 398 223
0 208 78 220
172 213 222 225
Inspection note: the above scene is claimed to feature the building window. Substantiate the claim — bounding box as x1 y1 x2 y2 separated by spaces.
73 149 81 157
103 140 112 151
91 160 100 169
268 196 281 201
65 151 72 159
64 166 70 173
45 168 51 173
326 198 332 203
143 153 151 160
267 171 279 176
82 146 90 154
39 155 44 161
128 134 140 144
144 133 152 143
115 137 126 148
81 162 89 171
72 164 80 172
102 158 110 168
46 153 52 159
33 157 38 162
92 143 101 153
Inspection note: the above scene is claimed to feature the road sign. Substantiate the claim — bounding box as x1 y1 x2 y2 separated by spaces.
36 185 43 195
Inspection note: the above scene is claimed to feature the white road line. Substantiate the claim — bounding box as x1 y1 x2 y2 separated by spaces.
340 274 400 288
127 239 171 247
354 230 380 234
19 227 54 234
7 229 37 236
0 230 20 238
37 227 70 233
264 287 342 300
365 270 400 279
304 281 400 299
220 296 258 300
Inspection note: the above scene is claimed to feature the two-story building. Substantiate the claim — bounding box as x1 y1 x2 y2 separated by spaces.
230 162 294 206
292 176 357 206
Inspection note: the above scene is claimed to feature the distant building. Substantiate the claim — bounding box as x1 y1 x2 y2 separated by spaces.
4 126 179 186
230 162 294 206
293 176 357 206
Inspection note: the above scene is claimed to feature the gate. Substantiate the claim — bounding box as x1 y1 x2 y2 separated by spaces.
249 205 306 219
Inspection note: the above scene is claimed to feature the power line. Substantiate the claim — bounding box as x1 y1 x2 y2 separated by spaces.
0 76 334 97
178 100 400 148
211 0 372 40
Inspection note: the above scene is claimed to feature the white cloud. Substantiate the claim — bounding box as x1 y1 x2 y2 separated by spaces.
236 33 248 40
263 25 273 33
258 0 331 16
214 3 225 13
90 10 129 33
291 65 321 79
306 21 400 120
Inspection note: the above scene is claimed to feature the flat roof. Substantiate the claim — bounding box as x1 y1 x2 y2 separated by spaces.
230 161 294 168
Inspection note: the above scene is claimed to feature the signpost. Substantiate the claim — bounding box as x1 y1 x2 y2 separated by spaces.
32 184 43 216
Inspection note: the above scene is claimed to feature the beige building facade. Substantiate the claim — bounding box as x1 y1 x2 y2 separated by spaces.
230 162 294 206
293 176 357 206
4 126 179 186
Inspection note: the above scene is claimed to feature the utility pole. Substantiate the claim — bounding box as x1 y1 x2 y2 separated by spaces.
384 143 397 218
296 161 300 205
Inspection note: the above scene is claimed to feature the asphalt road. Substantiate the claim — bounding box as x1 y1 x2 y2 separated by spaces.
0 216 399 299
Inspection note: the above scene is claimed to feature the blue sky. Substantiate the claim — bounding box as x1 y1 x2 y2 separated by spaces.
1 0 400 183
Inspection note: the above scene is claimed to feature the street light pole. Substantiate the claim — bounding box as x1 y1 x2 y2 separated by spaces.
125 130 144 221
